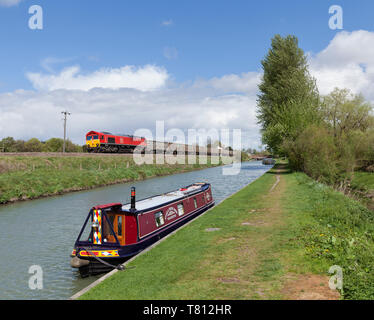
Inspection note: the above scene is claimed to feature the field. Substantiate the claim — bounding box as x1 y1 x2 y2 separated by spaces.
78 163 374 300
0 154 224 204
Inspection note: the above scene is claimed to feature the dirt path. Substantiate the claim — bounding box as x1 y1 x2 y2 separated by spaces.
267 168 339 299
232 166 340 299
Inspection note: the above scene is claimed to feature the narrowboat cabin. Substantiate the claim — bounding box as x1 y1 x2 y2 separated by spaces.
262 158 276 165
70 182 214 277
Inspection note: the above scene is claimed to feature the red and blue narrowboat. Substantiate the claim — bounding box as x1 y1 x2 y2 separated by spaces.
70 182 214 276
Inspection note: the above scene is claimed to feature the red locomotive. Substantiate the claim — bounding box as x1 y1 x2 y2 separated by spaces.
86 131 146 153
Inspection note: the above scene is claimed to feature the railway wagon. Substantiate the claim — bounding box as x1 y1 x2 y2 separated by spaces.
143 140 224 156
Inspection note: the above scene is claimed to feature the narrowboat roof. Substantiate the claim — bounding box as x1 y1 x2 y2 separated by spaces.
121 183 209 212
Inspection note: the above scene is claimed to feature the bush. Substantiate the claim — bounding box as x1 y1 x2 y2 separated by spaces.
0 136 82 153
24 138 43 152
285 125 339 185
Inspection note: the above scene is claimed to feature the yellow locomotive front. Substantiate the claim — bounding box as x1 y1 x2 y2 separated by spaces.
86 133 100 150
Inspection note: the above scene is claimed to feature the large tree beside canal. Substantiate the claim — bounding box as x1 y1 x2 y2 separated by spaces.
257 34 321 154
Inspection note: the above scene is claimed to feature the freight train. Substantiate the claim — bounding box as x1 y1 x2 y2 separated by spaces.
85 130 231 156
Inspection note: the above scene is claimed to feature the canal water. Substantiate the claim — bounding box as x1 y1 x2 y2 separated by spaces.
0 161 271 299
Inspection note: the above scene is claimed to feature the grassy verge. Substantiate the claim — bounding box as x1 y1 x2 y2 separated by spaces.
349 171 374 209
78 163 374 300
0 155 222 204
352 172 374 191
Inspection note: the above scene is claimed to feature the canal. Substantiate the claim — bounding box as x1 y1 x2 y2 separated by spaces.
0 161 272 299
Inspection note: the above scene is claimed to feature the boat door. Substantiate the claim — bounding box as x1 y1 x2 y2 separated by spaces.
105 213 125 245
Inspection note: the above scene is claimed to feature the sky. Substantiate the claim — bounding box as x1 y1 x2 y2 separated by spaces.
1 0 374 149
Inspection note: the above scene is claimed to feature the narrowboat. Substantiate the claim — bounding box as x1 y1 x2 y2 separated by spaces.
262 158 276 165
70 182 214 277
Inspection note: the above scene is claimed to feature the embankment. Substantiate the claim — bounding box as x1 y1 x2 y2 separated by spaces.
350 171 374 210
0 154 224 205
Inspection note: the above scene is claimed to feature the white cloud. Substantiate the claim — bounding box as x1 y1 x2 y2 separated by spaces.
195 72 262 95
26 65 169 92
163 47 178 60
309 30 374 100
0 0 22 7
161 19 173 26
40 57 75 73
0 69 261 149
7 30 374 150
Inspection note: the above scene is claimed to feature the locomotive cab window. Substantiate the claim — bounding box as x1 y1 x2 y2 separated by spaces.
93 135 98 140
86 136 92 140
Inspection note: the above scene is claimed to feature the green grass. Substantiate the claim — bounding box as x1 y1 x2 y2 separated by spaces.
0 155 221 204
290 173 374 299
351 171 374 191
78 164 374 300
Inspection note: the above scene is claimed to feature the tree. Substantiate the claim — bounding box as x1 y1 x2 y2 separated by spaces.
13 140 26 152
43 138 64 152
322 88 374 138
24 138 43 152
0 137 28 152
257 34 320 153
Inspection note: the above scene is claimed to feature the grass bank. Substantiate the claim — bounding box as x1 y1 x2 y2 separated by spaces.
79 163 374 300
0 155 222 205
349 171 374 210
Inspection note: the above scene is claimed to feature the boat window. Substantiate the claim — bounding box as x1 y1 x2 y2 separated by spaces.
155 211 164 227
102 214 117 243
109 214 115 227
193 198 197 209
77 214 93 242
177 203 184 216
117 216 123 236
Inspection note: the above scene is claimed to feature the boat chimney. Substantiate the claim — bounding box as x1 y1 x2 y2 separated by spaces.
130 187 136 212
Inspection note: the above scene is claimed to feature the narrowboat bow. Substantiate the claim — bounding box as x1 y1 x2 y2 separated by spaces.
70 182 214 276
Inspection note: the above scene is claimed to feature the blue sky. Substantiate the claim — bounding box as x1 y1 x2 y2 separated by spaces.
1 0 372 92
1 0 374 148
